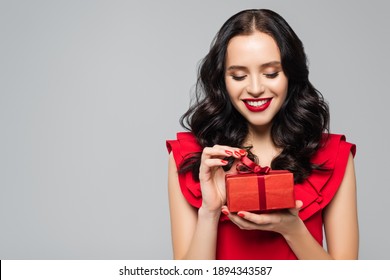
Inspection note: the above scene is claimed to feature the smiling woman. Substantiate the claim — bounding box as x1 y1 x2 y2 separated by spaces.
166 9 358 260
225 32 288 129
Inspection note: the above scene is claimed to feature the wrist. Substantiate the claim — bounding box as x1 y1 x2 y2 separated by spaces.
282 218 306 243
198 206 221 221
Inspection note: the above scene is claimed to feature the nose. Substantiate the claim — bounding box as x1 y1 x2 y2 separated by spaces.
246 76 265 97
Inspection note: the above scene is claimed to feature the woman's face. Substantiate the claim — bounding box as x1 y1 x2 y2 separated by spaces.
225 31 288 131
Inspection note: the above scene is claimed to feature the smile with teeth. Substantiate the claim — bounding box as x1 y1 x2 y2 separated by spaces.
243 98 272 112
246 99 269 107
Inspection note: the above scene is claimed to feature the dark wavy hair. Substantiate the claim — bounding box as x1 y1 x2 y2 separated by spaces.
179 9 329 184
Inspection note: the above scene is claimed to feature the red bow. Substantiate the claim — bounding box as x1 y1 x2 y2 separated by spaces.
236 156 271 174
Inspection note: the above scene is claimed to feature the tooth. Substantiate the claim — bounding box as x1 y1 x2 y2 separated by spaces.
248 100 266 107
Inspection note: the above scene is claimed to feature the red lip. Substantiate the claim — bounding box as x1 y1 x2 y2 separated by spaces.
243 98 272 112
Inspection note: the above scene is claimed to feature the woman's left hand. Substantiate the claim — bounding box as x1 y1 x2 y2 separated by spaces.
221 200 304 236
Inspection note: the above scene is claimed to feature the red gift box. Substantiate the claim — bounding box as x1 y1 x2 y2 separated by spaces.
225 157 295 213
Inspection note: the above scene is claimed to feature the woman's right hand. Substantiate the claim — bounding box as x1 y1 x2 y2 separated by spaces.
198 145 246 213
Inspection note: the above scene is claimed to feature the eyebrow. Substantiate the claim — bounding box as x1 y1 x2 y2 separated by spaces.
226 61 281 71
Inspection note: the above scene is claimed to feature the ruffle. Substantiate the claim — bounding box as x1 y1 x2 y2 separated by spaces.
166 132 203 208
166 132 356 221
296 134 356 220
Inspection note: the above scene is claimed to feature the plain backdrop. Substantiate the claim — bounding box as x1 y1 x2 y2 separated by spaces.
1 0 389 259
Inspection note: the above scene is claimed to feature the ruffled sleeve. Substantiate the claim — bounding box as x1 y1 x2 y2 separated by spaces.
296 134 356 221
166 132 203 208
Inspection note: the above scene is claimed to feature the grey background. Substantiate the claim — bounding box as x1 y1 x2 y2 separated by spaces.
0 0 388 259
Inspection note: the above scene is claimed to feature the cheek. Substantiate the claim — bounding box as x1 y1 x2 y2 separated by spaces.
225 80 239 99
270 78 288 97
225 82 243 111
225 81 245 101
281 81 289 99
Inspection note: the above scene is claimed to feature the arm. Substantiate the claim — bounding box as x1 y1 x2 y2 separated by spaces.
286 152 358 259
322 152 359 259
168 146 245 259
168 152 221 260
222 152 358 259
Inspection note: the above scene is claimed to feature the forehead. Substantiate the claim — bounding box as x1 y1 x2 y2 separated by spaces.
225 32 281 66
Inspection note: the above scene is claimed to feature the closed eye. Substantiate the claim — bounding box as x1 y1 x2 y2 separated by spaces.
231 75 247 81
264 72 279 79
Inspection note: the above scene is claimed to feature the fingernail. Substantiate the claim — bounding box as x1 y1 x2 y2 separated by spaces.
221 209 229 215
221 159 228 164
237 212 245 218
239 149 247 156
234 151 241 157
225 150 233 156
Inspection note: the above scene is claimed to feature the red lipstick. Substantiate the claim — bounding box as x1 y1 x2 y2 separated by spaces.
243 98 272 112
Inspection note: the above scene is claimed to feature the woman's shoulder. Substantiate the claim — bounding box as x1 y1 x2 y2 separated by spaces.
166 131 201 158
312 133 356 167
166 131 203 208
296 133 356 221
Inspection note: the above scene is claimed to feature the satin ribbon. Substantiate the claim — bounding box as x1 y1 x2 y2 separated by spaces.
236 156 270 210
236 156 271 174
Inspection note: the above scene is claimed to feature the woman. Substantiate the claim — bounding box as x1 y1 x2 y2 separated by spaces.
166 9 358 260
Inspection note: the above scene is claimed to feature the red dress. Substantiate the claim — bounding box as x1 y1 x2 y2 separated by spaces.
166 132 356 260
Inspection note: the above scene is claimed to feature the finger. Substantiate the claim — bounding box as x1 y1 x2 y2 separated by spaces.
201 146 231 160
228 213 268 230
199 158 229 182
201 146 246 160
223 206 267 229
236 211 274 225
212 145 246 157
202 158 230 168
289 200 303 216
221 206 230 216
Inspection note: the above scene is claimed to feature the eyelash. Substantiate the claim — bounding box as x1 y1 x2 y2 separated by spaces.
264 72 279 79
230 72 280 81
231 75 246 81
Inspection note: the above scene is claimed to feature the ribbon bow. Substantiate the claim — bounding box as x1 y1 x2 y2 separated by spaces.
236 156 271 174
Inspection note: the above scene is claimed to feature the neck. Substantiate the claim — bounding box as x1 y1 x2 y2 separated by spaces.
245 125 281 167
245 124 273 145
